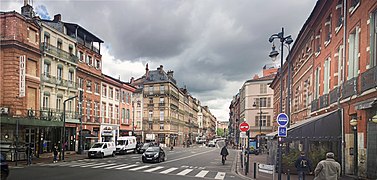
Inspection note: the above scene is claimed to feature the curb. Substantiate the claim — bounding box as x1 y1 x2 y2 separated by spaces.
234 150 252 180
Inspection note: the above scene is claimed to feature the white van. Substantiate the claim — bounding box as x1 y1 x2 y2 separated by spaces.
88 142 116 158
116 136 137 154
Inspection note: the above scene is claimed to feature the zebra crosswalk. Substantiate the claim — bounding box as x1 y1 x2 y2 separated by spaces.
36 161 227 179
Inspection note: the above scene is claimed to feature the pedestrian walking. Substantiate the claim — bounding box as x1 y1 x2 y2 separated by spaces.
26 145 32 165
295 151 312 180
314 152 341 180
52 145 58 163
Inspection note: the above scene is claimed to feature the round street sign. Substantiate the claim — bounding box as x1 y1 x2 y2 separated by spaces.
239 122 250 132
276 113 289 127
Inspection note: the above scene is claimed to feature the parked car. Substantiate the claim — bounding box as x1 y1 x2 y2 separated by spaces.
208 140 216 147
138 142 156 154
88 142 116 158
1 153 9 180
142 147 165 163
116 136 137 154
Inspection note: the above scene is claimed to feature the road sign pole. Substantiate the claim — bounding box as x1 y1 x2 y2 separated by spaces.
246 130 250 176
278 137 282 180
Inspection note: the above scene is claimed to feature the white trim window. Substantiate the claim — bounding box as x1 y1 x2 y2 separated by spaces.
315 67 321 99
371 10 377 67
348 26 360 80
324 58 331 94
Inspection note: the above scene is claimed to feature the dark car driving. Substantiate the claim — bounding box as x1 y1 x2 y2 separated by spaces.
142 147 165 163
138 142 156 154
1 153 9 180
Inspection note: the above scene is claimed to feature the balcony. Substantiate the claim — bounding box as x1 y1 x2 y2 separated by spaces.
41 73 78 89
342 77 358 99
319 94 329 109
311 99 319 112
0 107 78 122
361 65 377 93
41 43 78 63
329 87 339 104
159 103 165 107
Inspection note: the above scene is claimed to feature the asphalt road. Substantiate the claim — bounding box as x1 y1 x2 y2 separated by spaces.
8 141 243 180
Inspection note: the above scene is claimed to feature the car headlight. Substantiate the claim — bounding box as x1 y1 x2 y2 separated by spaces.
142 153 145 156
154 153 159 158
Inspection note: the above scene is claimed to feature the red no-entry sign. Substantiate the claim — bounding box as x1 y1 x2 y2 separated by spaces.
239 122 250 132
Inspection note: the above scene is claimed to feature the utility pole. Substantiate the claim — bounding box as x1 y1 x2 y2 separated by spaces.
62 95 77 160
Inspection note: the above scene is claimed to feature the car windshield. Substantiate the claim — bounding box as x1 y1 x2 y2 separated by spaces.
92 143 103 148
142 143 150 148
146 147 159 152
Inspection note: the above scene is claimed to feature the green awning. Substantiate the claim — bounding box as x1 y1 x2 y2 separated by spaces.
43 91 50 96
57 38 62 43
44 59 51 65
57 93 63 98
0 117 63 127
69 44 73 49
57 64 63 69
65 118 80 124
44 31 50 37
69 68 75 73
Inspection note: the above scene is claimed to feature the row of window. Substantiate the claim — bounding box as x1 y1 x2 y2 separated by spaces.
43 63 74 81
253 97 272 108
148 110 165 121
147 85 165 94
78 51 101 69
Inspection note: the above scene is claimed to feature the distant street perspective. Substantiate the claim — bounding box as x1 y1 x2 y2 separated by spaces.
1 0 377 180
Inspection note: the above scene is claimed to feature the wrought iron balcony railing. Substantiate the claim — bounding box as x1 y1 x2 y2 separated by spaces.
311 99 319 112
41 43 78 63
0 107 78 122
342 77 358 99
41 73 78 89
329 87 339 104
319 94 329 109
361 65 377 93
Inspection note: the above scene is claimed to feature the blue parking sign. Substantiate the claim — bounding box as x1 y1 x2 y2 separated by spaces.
278 126 287 137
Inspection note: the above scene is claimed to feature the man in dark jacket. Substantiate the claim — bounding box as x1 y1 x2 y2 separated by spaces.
295 151 312 180
220 145 229 160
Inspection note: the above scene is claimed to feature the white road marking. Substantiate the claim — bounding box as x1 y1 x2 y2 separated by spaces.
104 164 128 169
144 166 164 172
129 165 150 171
177 169 193 176
195 170 209 177
115 164 138 170
132 157 139 159
91 163 116 169
159 148 216 165
160 167 178 174
214 172 226 179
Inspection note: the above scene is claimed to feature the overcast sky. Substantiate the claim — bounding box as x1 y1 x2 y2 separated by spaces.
1 0 317 122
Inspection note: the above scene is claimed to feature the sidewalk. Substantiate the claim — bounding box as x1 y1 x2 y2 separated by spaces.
8 151 87 168
235 151 355 180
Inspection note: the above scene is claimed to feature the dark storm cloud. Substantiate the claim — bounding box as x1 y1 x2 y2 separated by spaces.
0 0 317 121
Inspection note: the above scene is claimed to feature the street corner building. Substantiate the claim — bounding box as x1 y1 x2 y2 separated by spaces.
228 0 377 179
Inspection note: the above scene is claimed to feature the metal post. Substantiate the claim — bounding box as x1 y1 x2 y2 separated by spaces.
246 130 250 175
132 101 135 136
353 126 358 177
277 27 285 180
62 96 77 160
15 119 19 166
254 162 257 179
259 103 262 134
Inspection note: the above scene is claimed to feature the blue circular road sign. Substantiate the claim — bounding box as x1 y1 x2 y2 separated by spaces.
276 113 289 127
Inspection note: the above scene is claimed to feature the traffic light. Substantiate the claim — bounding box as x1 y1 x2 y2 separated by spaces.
79 90 83 102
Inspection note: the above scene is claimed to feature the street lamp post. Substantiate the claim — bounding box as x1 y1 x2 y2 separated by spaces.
350 118 358 177
61 95 78 161
268 27 293 180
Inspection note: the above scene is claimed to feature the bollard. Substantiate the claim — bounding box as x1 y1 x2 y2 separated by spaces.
253 162 257 179
287 169 290 180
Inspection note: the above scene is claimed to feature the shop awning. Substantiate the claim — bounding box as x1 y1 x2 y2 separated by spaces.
266 110 341 139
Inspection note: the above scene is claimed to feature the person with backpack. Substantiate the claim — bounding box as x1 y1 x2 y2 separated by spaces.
295 151 312 180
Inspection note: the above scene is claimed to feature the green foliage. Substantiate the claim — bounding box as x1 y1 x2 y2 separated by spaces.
282 148 301 173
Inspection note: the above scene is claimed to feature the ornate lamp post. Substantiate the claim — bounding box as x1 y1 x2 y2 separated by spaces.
350 118 358 177
268 27 293 180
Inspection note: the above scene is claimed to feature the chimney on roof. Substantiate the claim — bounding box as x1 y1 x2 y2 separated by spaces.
21 1 34 18
130 77 134 84
157 65 163 73
253 74 259 80
167 70 174 78
53 14 61 22
145 63 149 80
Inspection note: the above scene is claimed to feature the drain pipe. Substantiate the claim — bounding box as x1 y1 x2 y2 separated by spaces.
340 0 347 175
